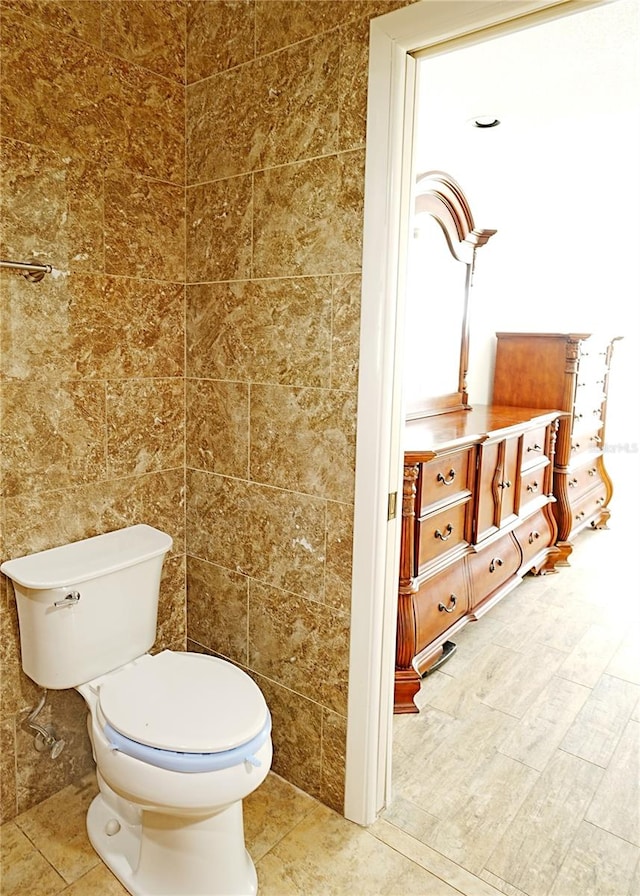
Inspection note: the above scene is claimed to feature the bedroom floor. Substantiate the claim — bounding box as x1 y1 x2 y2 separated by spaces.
2 456 638 896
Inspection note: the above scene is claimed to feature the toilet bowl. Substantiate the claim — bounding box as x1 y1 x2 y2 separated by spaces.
0 525 272 896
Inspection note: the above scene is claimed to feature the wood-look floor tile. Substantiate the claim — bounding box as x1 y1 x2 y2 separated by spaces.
557 623 625 687
606 631 640 685
549 821 639 896
560 673 640 767
484 750 603 895
59 863 129 895
497 675 590 771
585 718 640 846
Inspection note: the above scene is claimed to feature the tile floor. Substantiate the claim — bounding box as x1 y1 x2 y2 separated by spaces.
1 455 638 896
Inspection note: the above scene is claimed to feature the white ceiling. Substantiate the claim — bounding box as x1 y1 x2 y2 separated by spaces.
415 0 640 160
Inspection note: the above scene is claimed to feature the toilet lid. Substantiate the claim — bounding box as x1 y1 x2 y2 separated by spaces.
98 651 268 754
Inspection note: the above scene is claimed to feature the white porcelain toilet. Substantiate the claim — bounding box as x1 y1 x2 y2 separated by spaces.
1 524 272 896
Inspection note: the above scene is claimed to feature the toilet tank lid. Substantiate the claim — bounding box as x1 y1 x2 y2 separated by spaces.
0 525 173 589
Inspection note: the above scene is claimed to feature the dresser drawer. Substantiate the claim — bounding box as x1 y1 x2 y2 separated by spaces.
521 426 548 469
570 423 602 458
519 463 549 515
413 562 469 653
468 531 521 608
416 499 470 573
566 460 603 501
571 484 608 528
419 449 474 513
514 509 554 570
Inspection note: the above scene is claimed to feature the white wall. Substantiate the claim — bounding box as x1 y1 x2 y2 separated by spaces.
411 0 639 447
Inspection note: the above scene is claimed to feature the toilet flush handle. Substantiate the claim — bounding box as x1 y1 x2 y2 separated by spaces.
53 590 81 608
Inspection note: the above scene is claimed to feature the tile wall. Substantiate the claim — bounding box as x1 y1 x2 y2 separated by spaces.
0 0 411 824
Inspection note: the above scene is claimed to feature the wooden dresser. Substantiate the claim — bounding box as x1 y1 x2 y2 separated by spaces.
395 405 561 713
493 332 621 564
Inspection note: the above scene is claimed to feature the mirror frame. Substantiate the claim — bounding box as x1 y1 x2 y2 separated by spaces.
406 171 497 418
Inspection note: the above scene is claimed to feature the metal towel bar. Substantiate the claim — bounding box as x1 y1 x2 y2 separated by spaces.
0 259 53 282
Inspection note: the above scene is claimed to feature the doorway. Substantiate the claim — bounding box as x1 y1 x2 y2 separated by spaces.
345 0 638 827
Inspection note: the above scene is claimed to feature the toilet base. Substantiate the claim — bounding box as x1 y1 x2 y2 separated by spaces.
87 792 258 896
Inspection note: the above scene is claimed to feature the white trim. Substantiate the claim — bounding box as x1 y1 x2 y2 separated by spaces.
345 0 615 827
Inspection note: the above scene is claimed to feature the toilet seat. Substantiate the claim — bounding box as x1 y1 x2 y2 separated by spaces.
97 651 270 772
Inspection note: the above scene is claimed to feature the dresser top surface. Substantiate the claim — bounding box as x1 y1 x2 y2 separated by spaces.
404 404 561 460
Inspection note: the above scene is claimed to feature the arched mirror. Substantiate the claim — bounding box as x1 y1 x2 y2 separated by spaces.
404 171 497 419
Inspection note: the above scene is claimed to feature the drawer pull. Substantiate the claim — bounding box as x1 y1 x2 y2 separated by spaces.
596 496 605 506
568 477 578 488
489 557 503 573
437 469 456 486
590 434 601 444
575 510 586 520
498 480 512 490
572 442 580 451
438 594 457 614
588 467 597 476
526 481 539 493
528 530 540 544
527 443 542 452
434 524 453 541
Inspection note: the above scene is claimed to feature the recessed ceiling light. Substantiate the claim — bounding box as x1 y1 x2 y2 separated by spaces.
471 115 501 128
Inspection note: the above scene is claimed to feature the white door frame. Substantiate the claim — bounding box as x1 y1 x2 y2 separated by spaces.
344 0 616 826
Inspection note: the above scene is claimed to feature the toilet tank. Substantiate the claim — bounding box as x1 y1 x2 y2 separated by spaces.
0 525 173 689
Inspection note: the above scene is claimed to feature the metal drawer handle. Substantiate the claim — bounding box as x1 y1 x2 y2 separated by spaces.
437 469 456 486
528 531 540 544
434 524 453 541
596 496 605 505
575 510 586 520
527 443 542 452
526 481 539 493
498 480 512 489
591 435 601 444
568 477 578 488
489 557 503 573
588 467 597 476
438 594 457 614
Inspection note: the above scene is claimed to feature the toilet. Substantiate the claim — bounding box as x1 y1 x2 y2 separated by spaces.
0 524 272 896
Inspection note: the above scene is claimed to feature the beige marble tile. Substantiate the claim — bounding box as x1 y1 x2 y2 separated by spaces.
104 172 185 281
3 468 186 560
0 718 17 824
337 16 370 152
250 384 357 502
154 553 186 653
252 151 365 278
484 750 604 895
244 771 318 863
549 820 640 896
186 555 248 665
585 718 640 846
0 595 40 718
187 34 338 182
324 500 354 613
0 821 66 896
106 378 185 477
186 277 332 387
0 8 109 165
186 0 255 83
254 0 353 57
330 273 361 391
15 775 99 884
186 469 251 570
2 0 102 45
0 137 104 274
186 378 249 478
255 674 323 799
60 862 130 895
101 0 186 83
560 673 640 767
248 580 349 715
497 675 591 771
320 709 347 813
15 691 94 816
1 274 184 381
0 380 106 497
186 175 252 282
